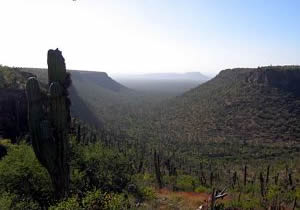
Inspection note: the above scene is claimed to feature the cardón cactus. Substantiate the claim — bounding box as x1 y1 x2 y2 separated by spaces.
26 49 71 198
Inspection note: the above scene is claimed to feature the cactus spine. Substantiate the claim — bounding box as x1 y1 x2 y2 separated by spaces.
26 49 71 198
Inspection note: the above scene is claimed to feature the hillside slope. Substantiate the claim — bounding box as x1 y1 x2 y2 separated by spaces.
22 68 133 127
0 67 131 129
159 66 300 143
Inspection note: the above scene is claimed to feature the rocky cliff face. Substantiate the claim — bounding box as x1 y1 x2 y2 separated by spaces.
247 66 300 96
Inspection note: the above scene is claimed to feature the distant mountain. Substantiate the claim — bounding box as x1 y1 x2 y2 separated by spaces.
157 66 300 143
141 72 209 81
114 72 209 81
113 72 209 96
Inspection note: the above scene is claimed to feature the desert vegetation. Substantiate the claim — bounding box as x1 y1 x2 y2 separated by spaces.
1 0 300 208
0 51 299 209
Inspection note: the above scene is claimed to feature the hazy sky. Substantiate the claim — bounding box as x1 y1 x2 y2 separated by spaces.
0 0 299 75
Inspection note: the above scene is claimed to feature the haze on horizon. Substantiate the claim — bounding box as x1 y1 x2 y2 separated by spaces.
0 0 299 76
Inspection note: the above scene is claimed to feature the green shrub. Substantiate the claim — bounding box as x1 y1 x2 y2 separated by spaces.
49 196 81 210
295 187 300 199
131 173 155 188
240 183 260 194
13 199 40 210
0 192 15 210
0 142 53 207
139 186 156 200
82 189 127 210
163 175 177 188
225 195 260 209
194 185 209 193
71 143 132 193
71 168 87 192
175 175 198 191
130 173 157 201
266 185 281 201
0 191 40 210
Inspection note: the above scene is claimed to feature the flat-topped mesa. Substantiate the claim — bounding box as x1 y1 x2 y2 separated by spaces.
26 49 71 198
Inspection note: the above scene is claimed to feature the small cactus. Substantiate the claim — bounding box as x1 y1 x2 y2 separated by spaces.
26 49 71 198
244 165 247 186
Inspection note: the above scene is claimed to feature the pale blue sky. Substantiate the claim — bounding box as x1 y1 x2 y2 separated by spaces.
0 0 299 75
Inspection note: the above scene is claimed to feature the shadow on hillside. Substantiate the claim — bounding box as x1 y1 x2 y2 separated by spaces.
69 85 103 128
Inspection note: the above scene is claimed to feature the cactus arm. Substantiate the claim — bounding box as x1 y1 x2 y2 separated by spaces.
26 77 57 171
26 77 45 164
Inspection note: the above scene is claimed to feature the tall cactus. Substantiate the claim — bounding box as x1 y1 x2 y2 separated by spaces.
154 150 163 189
26 49 71 198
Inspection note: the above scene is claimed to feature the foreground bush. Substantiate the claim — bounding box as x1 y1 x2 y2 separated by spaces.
49 196 81 210
0 142 53 207
49 190 128 210
71 142 133 193
175 175 198 191
0 141 134 209
0 192 40 210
